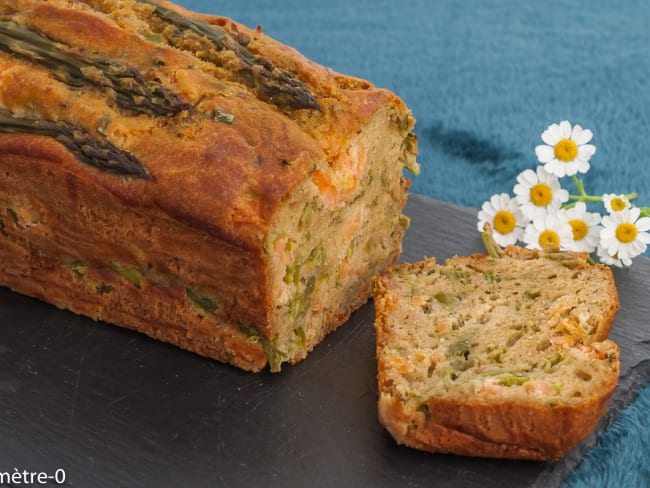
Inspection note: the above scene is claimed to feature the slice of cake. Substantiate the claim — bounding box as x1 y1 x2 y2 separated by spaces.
373 245 620 460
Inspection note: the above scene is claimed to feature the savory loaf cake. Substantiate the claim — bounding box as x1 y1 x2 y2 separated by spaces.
373 245 620 460
0 0 418 371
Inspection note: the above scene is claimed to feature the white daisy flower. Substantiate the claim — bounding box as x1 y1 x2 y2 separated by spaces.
596 244 625 268
477 193 527 247
513 166 569 221
522 213 574 250
600 207 650 264
535 120 596 178
602 193 632 213
556 202 602 253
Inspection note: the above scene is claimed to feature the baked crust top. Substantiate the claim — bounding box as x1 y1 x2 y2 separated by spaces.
0 0 410 249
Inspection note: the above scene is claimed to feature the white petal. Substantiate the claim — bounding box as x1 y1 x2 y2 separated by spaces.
638 231 650 244
617 245 632 260
601 215 613 228
574 128 593 145
564 163 578 176
513 184 527 198
480 201 494 215
535 145 555 163
601 228 615 241
630 239 647 257
517 168 538 186
559 120 572 138
544 160 565 178
555 187 570 203
586 213 602 226
493 231 517 247
542 124 562 145
571 124 583 142
607 238 622 255
636 217 650 231
478 210 491 225
489 194 502 209
577 144 596 159
573 202 587 214
574 159 591 174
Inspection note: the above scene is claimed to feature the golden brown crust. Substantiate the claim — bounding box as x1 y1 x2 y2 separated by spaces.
1 0 404 249
378 373 617 461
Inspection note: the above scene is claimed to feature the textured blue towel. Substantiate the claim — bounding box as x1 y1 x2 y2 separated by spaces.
178 1 650 485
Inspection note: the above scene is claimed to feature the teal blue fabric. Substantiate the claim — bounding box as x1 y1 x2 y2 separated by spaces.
178 1 649 485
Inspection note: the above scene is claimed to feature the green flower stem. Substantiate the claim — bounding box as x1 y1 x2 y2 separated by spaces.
568 194 605 203
568 176 638 203
568 192 639 203
572 175 587 198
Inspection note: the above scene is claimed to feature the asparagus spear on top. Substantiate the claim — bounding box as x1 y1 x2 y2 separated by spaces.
134 0 321 111
0 20 190 117
0 109 148 179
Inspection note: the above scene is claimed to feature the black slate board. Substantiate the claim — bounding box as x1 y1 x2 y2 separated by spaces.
1 194 648 487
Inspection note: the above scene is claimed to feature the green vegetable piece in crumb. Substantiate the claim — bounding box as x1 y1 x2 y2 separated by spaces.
186 288 219 316
523 290 541 299
448 337 472 359
299 201 318 230
97 114 111 135
484 271 502 283
283 263 300 287
488 349 505 364
63 257 87 277
260 337 284 373
498 373 531 387
451 358 475 371
440 268 471 283
240 325 286 373
543 250 584 268
110 263 143 288
145 33 167 44
96 283 114 294
434 291 457 305
481 223 504 258
416 403 431 422
294 327 306 349
542 352 564 372
396 114 412 135
213 109 235 125
307 243 326 267
399 132 420 175
399 214 411 229
288 276 316 321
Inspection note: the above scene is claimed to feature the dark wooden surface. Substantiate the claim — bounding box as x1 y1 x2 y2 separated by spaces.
1 194 648 487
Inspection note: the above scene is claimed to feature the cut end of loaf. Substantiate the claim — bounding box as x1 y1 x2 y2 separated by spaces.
373 246 620 460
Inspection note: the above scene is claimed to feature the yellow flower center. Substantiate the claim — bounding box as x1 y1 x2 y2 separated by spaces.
616 223 638 244
554 139 578 162
611 197 627 211
493 210 516 235
569 219 589 241
538 229 560 248
530 183 553 207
